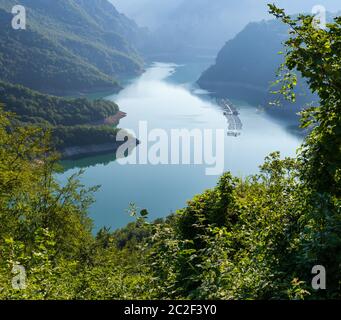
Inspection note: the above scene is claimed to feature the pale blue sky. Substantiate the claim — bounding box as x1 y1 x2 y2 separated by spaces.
111 0 340 29
110 0 340 51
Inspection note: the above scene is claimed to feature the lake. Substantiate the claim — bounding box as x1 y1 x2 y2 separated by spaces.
58 61 302 232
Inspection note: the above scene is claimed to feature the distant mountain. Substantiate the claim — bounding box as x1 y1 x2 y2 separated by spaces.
198 20 288 101
0 0 145 94
113 0 341 60
197 19 317 122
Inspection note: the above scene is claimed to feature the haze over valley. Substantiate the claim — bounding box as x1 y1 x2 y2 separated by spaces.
112 0 341 57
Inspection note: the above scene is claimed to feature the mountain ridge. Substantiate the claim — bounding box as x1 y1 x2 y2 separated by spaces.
0 0 145 94
197 18 318 122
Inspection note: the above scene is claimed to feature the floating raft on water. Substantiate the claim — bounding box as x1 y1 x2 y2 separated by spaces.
216 98 243 135
217 98 240 116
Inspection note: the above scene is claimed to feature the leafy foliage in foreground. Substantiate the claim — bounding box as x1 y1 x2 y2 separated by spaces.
142 6 341 300
0 7 340 300
146 155 340 299
0 109 150 299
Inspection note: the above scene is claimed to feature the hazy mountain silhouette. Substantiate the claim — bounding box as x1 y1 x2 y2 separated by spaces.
112 0 341 59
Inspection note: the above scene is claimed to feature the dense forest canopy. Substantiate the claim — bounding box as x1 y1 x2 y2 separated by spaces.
0 81 119 126
0 5 340 300
0 0 144 94
0 81 124 151
0 0 144 153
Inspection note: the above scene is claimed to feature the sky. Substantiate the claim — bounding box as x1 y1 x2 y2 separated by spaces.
110 0 341 54
111 0 341 29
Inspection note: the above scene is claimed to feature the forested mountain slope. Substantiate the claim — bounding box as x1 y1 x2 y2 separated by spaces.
0 80 126 152
197 19 316 121
0 0 145 94
198 20 287 99
0 80 119 126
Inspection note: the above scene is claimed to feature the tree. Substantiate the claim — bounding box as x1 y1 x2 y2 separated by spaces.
143 7 341 300
269 4 341 196
269 4 341 298
0 105 149 299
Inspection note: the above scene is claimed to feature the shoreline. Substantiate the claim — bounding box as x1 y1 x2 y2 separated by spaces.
92 111 127 126
57 104 131 159
38 85 122 98
61 110 129 159
61 142 122 159
61 138 139 160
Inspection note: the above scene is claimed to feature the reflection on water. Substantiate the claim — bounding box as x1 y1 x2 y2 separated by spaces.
61 152 117 172
58 61 302 232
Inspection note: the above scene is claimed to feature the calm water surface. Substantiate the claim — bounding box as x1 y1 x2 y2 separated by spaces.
58 61 302 231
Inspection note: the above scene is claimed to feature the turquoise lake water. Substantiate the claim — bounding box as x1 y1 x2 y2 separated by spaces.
58 61 302 232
